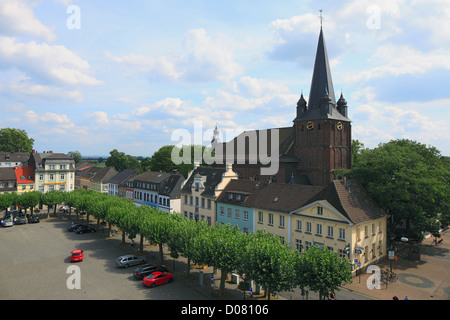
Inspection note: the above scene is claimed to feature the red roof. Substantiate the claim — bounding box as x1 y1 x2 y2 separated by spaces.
15 166 35 184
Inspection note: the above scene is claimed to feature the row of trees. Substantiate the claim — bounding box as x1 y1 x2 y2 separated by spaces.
0 188 352 300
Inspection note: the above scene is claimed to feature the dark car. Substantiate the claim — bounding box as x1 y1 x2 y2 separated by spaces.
29 216 40 223
75 225 96 234
14 217 27 225
68 223 83 231
134 264 169 280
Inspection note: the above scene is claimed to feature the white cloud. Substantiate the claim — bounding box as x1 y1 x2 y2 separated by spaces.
346 44 450 83
0 36 103 86
106 28 243 83
0 0 56 42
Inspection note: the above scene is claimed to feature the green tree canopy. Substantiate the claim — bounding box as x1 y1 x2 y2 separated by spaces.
0 128 34 152
349 139 450 240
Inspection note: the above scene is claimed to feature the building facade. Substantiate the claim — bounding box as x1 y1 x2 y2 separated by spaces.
181 163 238 225
30 152 76 193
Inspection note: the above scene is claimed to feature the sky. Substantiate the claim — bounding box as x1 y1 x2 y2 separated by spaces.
1 0 449 158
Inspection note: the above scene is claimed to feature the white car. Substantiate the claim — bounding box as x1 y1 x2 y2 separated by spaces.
2 219 13 227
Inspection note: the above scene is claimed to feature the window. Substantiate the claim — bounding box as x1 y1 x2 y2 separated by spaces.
201 197 205 208
243 228 249 235
279 215 285 228
195 197 199 207
60 173 65 180
327 226 334 238
305 241 311 250
296 240 302 254
339 228 346 241
317 206 323 215
227 208 232 218
296 220 302 231
306 222 312 233
184 195 188 204
60 165 66 170
268 213 274 226
258 212 263 223
207 199 211 209
189 196 193 206
195 183 199 192
364 226 368 238
220 207 225 216
39 174 44 181
235 209 240 219
316 224 322 236
243 211 249 221
49 174 54 181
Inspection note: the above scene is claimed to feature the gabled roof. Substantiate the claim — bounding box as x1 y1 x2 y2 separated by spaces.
107 169 138 185
131 170 172 184
0 152 30 164
159 174 185 198
217 179 324 213
15 166 35 184
182 167 227 197
303 180 386 225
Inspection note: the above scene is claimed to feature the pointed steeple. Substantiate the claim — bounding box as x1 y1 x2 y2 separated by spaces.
308 26 336 110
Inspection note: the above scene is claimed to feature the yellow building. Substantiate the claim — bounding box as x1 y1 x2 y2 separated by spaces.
290 180 387 272
216 179 387 273
181 162 237 225
15 166 35 194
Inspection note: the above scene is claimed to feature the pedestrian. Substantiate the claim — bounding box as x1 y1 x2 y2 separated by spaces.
328 291 336 300
130 239 135 247
392 295 399 300
404 296 410 300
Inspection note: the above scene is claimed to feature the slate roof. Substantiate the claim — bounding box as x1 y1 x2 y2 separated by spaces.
217 179 387 224
304 180 386 225
0 152 30 164
159 174 185 198
217 179 324 213
181 167 227 197
107 169 137 185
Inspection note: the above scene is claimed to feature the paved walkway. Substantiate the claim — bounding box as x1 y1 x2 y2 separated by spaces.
342 228 450 300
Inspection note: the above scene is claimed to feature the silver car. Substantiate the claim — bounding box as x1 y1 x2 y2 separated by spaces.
116 255 146 268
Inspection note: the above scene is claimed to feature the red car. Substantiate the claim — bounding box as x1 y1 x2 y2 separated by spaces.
142 271 174 288
70 249 84 262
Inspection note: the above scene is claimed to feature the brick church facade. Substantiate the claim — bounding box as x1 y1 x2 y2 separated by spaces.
214 26 351 186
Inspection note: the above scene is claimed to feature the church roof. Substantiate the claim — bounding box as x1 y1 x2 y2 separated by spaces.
294 27 351 122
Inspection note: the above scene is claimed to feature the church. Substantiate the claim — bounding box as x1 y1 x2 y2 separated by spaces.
213 25 352 187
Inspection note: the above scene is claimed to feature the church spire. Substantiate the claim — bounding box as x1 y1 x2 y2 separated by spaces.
308 25 336 110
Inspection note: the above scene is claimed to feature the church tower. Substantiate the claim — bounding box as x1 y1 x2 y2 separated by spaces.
293 26 352 186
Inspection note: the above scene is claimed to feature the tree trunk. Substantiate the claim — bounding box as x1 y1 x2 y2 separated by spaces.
159 243 164 263
140 235 144 252
219 270 226 297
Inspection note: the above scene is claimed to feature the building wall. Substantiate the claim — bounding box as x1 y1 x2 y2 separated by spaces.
216 202 254 234
254 209 290 243
290 201 387 272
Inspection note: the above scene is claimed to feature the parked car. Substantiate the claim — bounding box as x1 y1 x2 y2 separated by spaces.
2 219 13 227
14 217 27 225
68 223 83 231
29 216 40 223
142 271 174 288
134 264 169 280
116 255 146 268
70 249 84 262
75 225 96 234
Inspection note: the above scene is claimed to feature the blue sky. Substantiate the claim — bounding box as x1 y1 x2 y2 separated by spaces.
1 0 449 157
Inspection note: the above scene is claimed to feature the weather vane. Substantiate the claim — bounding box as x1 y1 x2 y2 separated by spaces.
319 9 323 27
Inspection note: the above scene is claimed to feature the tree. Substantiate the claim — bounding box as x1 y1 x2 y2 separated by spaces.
240 230 298 300
41 190 64 218
349 139 450 240
0 128 34 152
139 207 173 262
68 151 82 164
297 245 352 300
105 149 141 173
17 191 41 216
